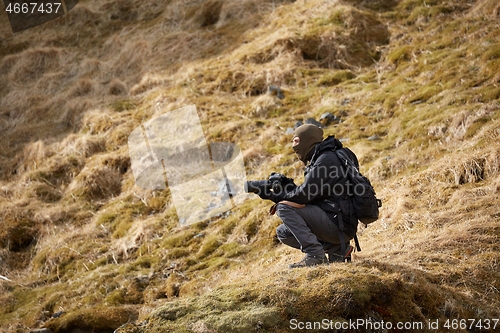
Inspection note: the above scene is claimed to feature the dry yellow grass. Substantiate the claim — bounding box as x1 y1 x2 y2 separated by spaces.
0 0 499 332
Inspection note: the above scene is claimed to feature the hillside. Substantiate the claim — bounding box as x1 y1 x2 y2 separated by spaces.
0 0 499 332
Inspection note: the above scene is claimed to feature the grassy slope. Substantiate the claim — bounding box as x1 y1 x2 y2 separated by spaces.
0 0 499 332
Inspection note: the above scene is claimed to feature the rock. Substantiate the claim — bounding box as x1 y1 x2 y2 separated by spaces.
319 112 341 126
319 112 334 121
304 118 323 128
285 128 294 135
367 135 381 141
339 110 349 117
52 311 65 318
268 86 285 99
293 121 303 129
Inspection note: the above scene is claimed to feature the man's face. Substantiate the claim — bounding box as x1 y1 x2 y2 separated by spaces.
292 124 323 163
292 136 301 158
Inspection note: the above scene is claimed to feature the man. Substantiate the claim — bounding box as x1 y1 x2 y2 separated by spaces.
257 124 358 268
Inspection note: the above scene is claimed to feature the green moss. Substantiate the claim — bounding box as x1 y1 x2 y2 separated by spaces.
111 217 133 239
237 216 260 241
96 197 160 238
188 256 230 272
166 248 190 259
106 289 126 305
482 47 500 62
111 99 136 112
406 5 452 24
94 256 111 267
32 248 49 271
267 107 288 118
287 89 315 110
425 49 451 65
217 243 250 258
197 235 222 259
408 85 442 104
148 196 168 211
398 0 439 12
219 215 241 237
316 70 356 86
96 211 118 225
162 229 198 249
122 197 154 216
314 8 346 26
0 285 63 326
31 182 62 202
480 86 500 102
27 155 84 186
464 117 491 139
147 287 278 332
387 46 413 64
382 95 399 110
264 142 285 155
129 255 158 271
45 306 139 332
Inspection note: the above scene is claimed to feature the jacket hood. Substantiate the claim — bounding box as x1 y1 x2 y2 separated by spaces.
309 135 343 162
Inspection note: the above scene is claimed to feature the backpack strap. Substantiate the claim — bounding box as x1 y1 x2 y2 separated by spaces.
353 234 361 252
347 199 362 252
336 200 361 256
337 208 347 257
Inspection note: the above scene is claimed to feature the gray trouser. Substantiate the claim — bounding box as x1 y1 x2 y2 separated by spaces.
276 203 349 257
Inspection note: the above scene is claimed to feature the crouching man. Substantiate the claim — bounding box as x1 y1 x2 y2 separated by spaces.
253 124 359 268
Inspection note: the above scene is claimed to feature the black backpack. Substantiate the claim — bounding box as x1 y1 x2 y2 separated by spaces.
333 148 382 255
335 148 382 225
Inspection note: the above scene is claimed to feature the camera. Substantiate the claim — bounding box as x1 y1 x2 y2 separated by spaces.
245 172 295 194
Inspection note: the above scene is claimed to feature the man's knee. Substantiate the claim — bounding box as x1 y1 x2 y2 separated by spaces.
276 223 291 240
276 223 301 249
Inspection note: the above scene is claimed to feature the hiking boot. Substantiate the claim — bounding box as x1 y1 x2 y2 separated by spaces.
288 255 328 269
327 245 354 263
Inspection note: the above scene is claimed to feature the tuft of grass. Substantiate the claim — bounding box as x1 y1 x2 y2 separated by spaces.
30 182 63 203
197 235 222 259
464 116 492 139
108 79 129 96
68 166 122 201
387 45 413 64
45 306 139 332
408 85 442 104
111 99 136 112
316 70 356 86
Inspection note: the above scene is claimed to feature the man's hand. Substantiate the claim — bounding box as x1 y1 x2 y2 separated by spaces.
257 184 286 203
257 183 272 200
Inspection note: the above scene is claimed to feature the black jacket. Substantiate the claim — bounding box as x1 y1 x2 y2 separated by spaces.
282 136 359 235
